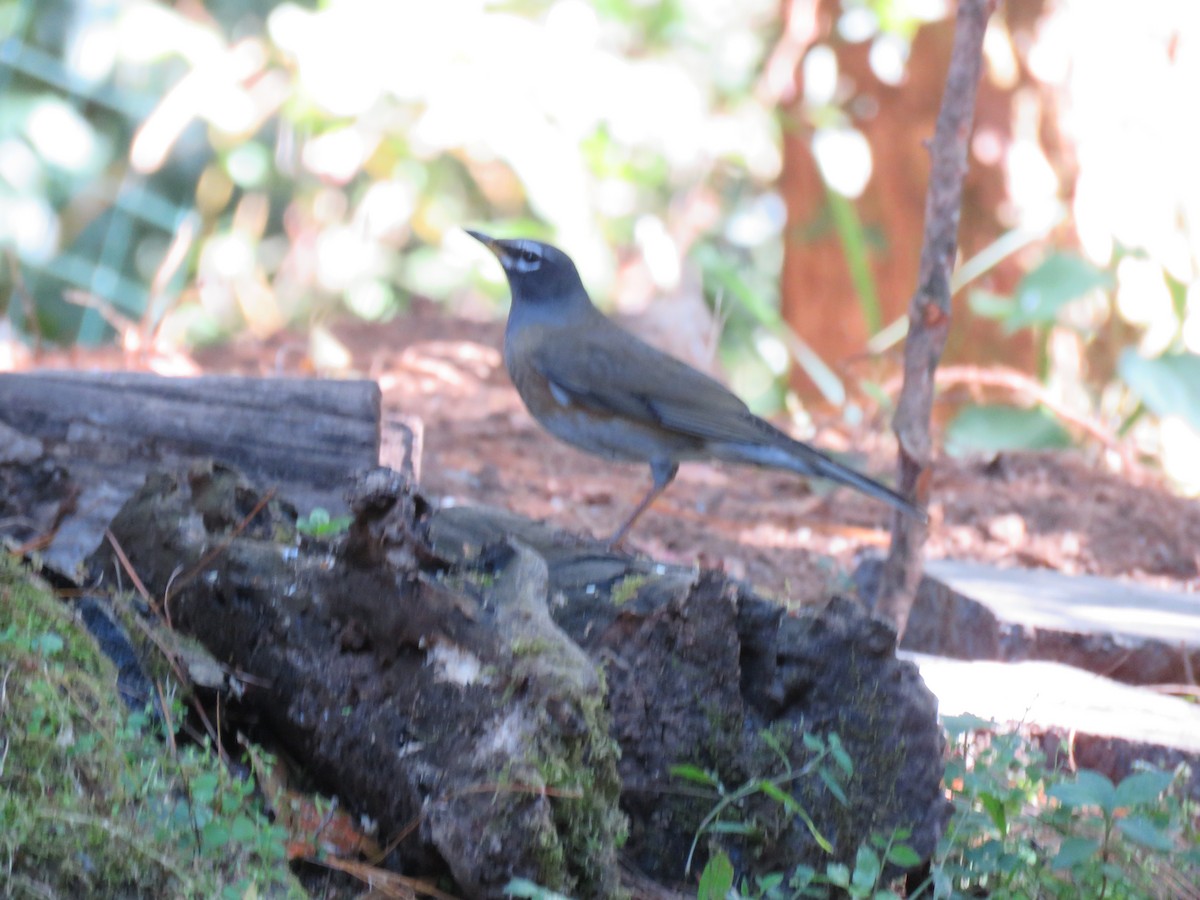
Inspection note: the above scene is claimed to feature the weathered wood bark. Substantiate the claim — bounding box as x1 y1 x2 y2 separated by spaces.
861 558 1200 686
0 372 382 576
86 462 949 897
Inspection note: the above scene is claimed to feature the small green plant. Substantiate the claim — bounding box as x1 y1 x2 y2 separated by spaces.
672 730 852 878
609 574 648 606
690 714 1198 900
785 827 920 899
679 729 918 899
925 714 1199 899
296 506 353 537
1039 766 1194 898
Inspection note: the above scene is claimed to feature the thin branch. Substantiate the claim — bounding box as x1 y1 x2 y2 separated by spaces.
875 0 995 636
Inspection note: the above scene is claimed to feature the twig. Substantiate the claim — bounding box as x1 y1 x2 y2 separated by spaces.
105 527 156 612
874 0 995 636
104 529 224 755
163 487 276 617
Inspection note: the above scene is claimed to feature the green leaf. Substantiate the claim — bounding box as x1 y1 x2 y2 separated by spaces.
828 733 853 776
760 728 791 772
795 805 834 853
979 793 1007 836
1115 815 1176 851
669 764 722 789
851 845 882 889
192 772 220 806
707 820 758 836
1115 769 1173 807
697 851 735 900
944 404 1073 456
817 766 848 805
31 632 64 657
1166 269 1189 324
755 873 785 894
296 506 353 537
967 289 1016 321
885 843 922 868
1118 350 1200 432
1007 253 1112 330
503 878 573 900
1051 836 1101 870
230 816 259 843
202 821 231 852
940 713 995 738
757 779 800 813
827 188 882 335
825 862 851 888
1049 770 1117 814
304 507 330 527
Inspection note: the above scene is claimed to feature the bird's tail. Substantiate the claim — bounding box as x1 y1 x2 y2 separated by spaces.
710 433 928 522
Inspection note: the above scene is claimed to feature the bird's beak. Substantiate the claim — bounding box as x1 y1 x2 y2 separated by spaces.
466 229 514 272
465 229 499 254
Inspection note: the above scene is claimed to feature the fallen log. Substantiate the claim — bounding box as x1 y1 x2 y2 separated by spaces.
86 462 949 897
0 371 383 576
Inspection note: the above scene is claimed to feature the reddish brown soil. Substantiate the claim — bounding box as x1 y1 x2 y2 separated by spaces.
185 307 1200 604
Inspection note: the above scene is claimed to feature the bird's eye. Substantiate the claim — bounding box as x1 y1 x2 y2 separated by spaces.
520 250 540 264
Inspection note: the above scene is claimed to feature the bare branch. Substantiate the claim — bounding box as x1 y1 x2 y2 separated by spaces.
875 0 995 635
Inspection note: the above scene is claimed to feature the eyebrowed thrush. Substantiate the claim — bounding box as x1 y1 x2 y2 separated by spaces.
467 230 926 545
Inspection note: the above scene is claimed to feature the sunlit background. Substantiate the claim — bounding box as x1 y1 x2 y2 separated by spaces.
1 0 1199 490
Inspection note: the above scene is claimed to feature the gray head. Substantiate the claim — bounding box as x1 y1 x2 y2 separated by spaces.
466 231 590 310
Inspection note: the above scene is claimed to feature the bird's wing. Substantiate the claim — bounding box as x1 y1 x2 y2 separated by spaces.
528 321 771 444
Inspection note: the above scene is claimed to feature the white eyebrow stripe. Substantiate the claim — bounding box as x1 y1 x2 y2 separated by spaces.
508 240 543 272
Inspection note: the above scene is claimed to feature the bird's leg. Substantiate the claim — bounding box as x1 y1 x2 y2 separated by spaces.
607 460 679 548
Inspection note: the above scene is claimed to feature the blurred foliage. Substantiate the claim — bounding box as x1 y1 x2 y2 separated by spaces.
0 0 949 414
0 0 786 353
958 242 1200 491
945 403 1072 457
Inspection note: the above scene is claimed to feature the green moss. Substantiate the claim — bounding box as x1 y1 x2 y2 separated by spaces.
465 547 629 897
500 644 627 897
0 554 304 898
525 690 629 899
608 574 647 607
511 636 557 657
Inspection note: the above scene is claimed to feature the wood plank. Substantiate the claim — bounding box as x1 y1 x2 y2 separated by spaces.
907 652 1200 797
907 653 1200 753
857 558 1200 686
926 560 1200 646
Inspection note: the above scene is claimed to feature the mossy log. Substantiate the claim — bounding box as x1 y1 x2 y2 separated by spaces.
86 463 948 898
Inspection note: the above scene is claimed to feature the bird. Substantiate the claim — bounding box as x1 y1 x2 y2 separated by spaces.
466 230 927 546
